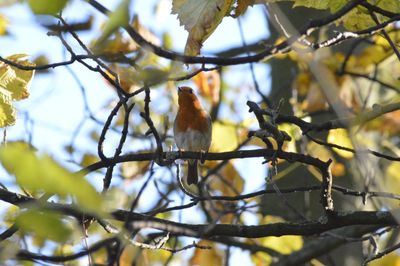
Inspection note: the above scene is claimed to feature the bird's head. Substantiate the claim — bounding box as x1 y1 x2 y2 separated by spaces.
177 86 202 109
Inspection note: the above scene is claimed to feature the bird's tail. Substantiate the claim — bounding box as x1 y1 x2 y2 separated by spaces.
187 159 198 185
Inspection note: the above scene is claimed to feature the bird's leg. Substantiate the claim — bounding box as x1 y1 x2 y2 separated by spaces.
199 150 207 164
177 148 184 158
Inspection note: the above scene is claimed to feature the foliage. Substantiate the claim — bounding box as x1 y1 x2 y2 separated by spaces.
0 0 400 265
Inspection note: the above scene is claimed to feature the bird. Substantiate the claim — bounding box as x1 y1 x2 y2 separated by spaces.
174 86 212 185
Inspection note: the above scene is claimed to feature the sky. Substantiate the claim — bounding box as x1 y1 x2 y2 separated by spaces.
0 0 272 265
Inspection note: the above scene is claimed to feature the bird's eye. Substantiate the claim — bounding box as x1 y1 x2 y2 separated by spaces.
188 88 193 94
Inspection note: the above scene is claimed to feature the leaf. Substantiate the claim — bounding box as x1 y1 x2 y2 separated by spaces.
293 71 312 96
91 31 138 55
80 153 99 167
0 54 35 100
301 82 328 112
331 162 345 176
0 240 19 262
260 216 303 253
192 70 220 104
327 128 354 159
210 162 244 196
376 0 400 14
131 67 169 86
210 121 239 152
341 1 400 31
0 54 35 127
369 252 400 266
293 0 346 12
189 240 222 266
15 209 72 243
0 142 103 213
341 7 375 31
252 215 303 265
0 89 15 127
121 160 150 180
172 0 234 55
234 0 256 17
0 14 9 35
278 123 301 153
27 0 68 15
95 0 130 47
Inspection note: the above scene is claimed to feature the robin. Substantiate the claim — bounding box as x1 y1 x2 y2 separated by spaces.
174 86 212 185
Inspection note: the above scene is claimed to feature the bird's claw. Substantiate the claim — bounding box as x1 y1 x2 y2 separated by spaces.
178 148 184 158
200 150 207 164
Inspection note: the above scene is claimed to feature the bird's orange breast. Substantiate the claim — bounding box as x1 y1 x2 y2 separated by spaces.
175 106 210 133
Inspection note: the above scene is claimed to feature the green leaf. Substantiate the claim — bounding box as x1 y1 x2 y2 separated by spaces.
171 0 234 55
341 7 375 31
95 0 130 47
16 209 72 243
293 0 346 12
28 0 68 15
131 67 169 86
0 142 103 213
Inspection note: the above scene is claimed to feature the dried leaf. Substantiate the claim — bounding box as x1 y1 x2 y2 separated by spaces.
189 240 222 266
172 0 234 55
234 0 256 17
121 160 150 180
193 70 220 104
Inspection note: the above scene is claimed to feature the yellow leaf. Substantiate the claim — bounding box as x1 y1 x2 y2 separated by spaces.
0 54 35 127
189 240 222 266
172 0 234 55
0 14 9 35
294 71 312 96
327 128 354 159
252 216 303 265
369 252 400 266
210 162 244 196
307 141 332 162
0 88 15 127
80 153 99 167
331 162 345 176
210 121 239 152
278 123 301 153
386 162 400 195
0 54 35 100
